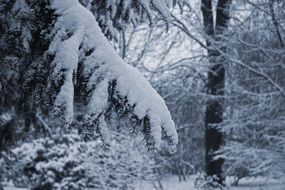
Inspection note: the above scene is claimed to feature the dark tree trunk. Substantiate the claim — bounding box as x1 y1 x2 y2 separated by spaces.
201 0 231 184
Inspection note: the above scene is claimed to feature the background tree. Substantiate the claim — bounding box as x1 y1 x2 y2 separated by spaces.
218 0 285 184
200 0 232 183
115 0 285 186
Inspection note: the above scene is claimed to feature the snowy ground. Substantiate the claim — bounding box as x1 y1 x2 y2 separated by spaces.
3 188 28 190
3 176 285 190
137 175 285 190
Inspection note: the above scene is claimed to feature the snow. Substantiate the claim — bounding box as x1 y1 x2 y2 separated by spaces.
137 176 285 190
228 177 285 190
3 175 285 190
137 176 195 190
4 188 29 190
49 0 178 150
140 0 153 19
152 0 171 20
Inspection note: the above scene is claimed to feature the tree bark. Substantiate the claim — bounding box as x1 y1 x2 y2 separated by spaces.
201 0 231 184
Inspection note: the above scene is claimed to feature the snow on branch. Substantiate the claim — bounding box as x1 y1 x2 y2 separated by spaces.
48 0 178 152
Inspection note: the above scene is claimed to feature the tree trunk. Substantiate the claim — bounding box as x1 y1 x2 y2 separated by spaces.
201 0 231 184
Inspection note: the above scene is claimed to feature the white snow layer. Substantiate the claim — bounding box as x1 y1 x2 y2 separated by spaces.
49 0 178 151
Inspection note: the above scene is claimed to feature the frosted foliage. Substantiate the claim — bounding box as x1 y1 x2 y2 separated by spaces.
49 0 178 151
11 1 31 51
79 0 184 39
6 134 155 190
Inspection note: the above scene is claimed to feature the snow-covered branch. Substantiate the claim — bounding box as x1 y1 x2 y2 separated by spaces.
49 0 178 152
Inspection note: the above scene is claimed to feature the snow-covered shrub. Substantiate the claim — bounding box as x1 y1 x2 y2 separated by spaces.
6 133 155 190
194 173 224 190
